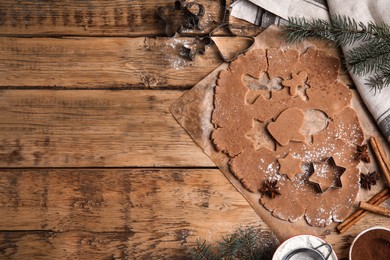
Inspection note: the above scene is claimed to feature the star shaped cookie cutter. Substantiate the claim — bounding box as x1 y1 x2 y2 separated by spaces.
308 157 346 193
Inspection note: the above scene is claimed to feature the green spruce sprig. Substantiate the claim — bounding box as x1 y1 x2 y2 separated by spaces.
217 232 239 259
193 240 219 260
191 227 279 260
283 15 390 92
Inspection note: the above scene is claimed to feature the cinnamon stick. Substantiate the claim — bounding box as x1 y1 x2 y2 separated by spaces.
359 201 390 217
337 189 389 233
337 193 389 233
370 136 390 188
372 136 390 171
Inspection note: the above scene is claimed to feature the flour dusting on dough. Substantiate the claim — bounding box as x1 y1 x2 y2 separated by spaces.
211 46 364 227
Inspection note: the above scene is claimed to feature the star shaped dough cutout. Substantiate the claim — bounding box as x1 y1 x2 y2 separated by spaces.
278 153 302 179
308 157 346 193
246 119 275 151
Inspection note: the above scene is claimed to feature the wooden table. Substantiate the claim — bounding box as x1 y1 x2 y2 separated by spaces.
0 1 389 259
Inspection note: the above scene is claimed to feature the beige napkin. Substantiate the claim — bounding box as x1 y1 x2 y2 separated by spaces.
327 0 390 143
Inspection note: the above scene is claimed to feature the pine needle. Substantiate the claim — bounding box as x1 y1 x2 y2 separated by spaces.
192 239 219 260
284 16 333 43
367 63 390 93
283 15 390 92
235 228 259 259
191 227 279 260
346 41 390 75
284 15 390 45
217 233 238 259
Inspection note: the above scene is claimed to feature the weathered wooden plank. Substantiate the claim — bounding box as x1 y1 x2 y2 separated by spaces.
0 0 228 36
0 229 277 259
0 168 262 232
0 231 191 259
0 168 268 258
0 36 353 88
0 169 388 259
0 89 213 167
0 37 223 88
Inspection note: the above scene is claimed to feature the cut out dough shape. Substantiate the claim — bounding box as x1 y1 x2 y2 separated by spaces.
278 153 303 179
246 119 275 151
308 157 345 193
267 107 306 146
282 71 308 96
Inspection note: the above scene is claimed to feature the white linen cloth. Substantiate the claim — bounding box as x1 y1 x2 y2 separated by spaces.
327 0 390 142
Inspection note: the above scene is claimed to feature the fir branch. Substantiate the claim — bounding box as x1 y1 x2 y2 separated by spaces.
374 22 390 41
285 15 390 45
192 239 219 260
283 15 390 92
191 227 279 260
345 41 390 75
329 15 377 45
217 233 238 259
284 16 333 43
366 63 390 93
234 228 259 259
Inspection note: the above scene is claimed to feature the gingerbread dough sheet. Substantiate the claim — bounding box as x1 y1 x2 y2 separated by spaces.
170 26 387 239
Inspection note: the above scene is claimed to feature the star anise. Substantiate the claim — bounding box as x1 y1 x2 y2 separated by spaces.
356 144 370 163
360 171 377 190
260 179 281 199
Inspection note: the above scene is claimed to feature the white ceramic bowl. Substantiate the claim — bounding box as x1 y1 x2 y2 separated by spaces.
272 234 337 260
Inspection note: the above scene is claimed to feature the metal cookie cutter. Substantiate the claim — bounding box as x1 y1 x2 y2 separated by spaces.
308 156 346 194
284 242 333 260
182 36 212 61
156 0 205 37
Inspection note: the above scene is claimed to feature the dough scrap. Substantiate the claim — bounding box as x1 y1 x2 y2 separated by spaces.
211 46 364 227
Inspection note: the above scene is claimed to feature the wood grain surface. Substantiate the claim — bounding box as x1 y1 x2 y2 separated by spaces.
1 168 388 259
0 168 266 259
0 89 213 167
0 37 223 88
0 0 229 36
0 0 386 259
0 36 353 88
